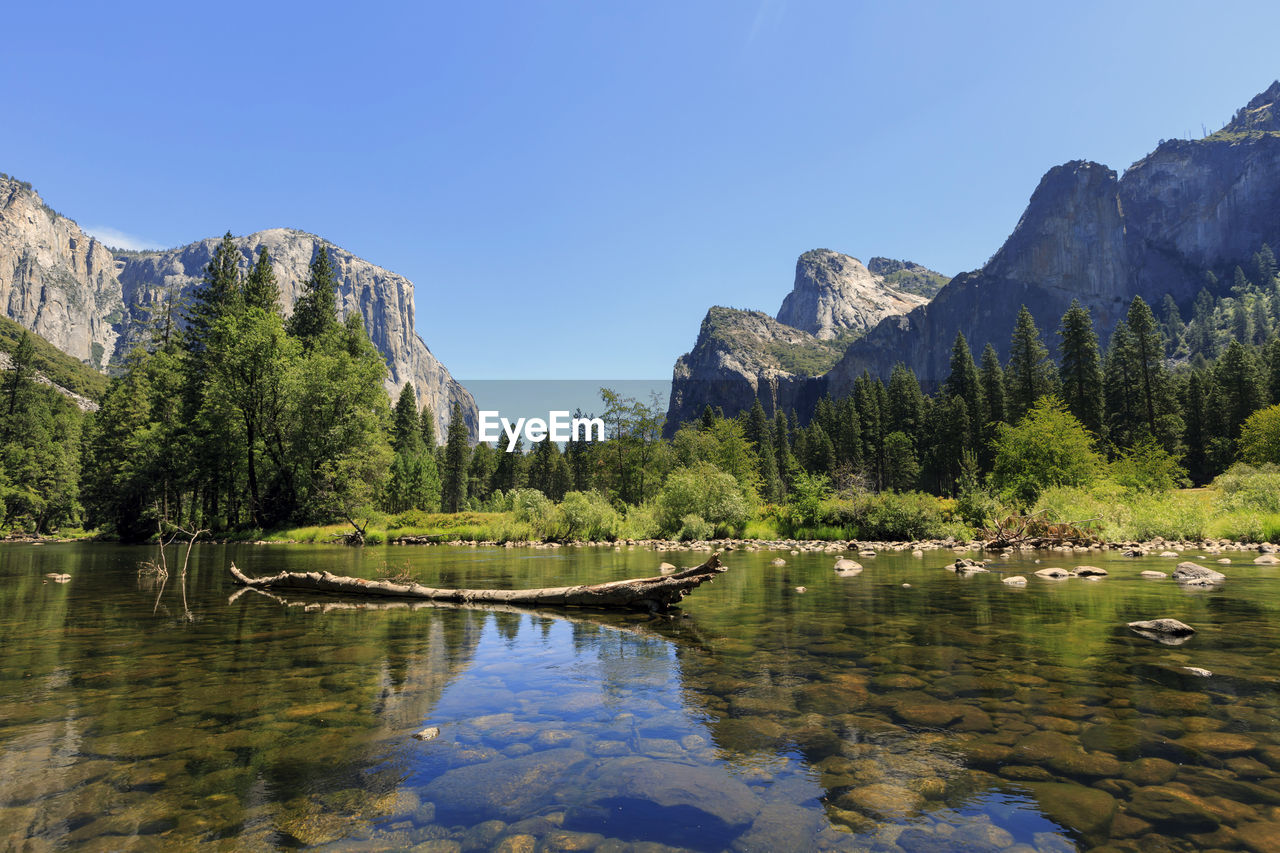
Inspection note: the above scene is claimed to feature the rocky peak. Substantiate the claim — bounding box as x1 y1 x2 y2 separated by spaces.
0 174 477 439
0 174 124 368
1221 81 1280 134
776 248 927 340
115 228 476 438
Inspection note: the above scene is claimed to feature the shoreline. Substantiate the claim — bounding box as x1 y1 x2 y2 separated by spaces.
12 532 1276 555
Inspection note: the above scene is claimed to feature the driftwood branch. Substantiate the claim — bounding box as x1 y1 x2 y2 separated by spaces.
228 553 725 613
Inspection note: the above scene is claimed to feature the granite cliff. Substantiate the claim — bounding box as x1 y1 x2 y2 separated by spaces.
777 249 929 340
0 175 476 436
828 81 1280 395
669 81 1280 427
665 250 945 430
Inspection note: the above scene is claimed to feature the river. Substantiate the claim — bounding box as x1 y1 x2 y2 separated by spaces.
2 542 1279 851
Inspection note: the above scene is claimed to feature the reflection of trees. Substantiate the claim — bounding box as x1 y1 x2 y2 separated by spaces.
0 547 486 848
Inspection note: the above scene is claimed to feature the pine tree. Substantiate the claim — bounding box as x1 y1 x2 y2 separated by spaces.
442 402 470 512
392 383 424 454
1233 266 1253 296
887 364 925 443
774 410 797 496
1188 287 1217 358
2 331 35 430
1232 301 1252 344
882 431 920 491
1212 340 1266 446
1251 296 1271 345
1057 299 1104 438
1183 371 1210 485
854 372 886 489
699 404 718 431
1005 305 1058 422
527 437 567 500
244 246 280 312
1126 295 1180 449
802 422 836 475
978 344 1006 426
977 343 1006 471
185 232 243 355
1103 323 1143 450
942 332 984 456
744 400 781 502
420 405 437 447
1159 294 1184 356
1254 244 1278 289
287 244 340 346
833 395 862 472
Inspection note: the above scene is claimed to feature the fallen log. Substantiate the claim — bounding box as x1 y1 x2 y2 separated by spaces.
229 586 716 649
228 553 725 613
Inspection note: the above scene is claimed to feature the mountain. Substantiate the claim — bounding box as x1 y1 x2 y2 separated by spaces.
665 250 945 430
776 249 929 339
829 81 1280 395
0 174 476 437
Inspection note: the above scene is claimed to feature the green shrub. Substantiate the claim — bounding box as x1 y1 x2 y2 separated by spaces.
956 485 1000 528
510 489 557 538
677 514 714 541
1109 439 1189 493
618 503 661 540
1212 463 1280 514
557 491 621 541
657 463 750 536
861 491 947 540
778 489 952 540
1124 491 1209 541
1239 405 1280 464
991 397 1103 506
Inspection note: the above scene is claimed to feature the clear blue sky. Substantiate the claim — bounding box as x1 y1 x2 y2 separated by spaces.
5 1 1279 381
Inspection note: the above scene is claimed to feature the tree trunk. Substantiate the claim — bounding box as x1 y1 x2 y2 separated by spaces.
229 553 725 613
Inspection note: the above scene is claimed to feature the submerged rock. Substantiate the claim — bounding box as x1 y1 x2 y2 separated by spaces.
1128 619 1196 645
569 757 761 836
1127 785 1220 829
1140 570 1167 579
422 748 590 822
1026 782 1117 838
1172 562 1225 585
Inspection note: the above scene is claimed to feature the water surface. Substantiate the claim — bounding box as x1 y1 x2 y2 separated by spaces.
3 542 1280 851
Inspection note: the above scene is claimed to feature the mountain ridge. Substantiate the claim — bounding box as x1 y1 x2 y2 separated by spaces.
0 176 477 437
664 249 947 429
667 80 1280 426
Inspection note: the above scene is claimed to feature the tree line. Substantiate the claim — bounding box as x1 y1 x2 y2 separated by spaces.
3 240 1280 539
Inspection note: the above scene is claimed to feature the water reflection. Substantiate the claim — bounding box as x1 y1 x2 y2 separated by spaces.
4 543 1280 850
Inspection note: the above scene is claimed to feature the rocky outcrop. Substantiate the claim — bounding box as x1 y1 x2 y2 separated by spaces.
115 229 476 437
0 174 124 368
829 81 1280 395
0 175 475 437
776 249 927 339
664 307 828 432
665 251 946 430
